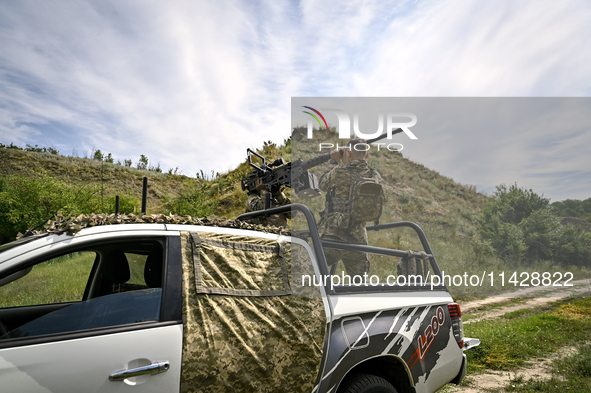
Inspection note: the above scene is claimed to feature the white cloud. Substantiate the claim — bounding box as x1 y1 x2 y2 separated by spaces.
351 0 591 96
0 0 590 200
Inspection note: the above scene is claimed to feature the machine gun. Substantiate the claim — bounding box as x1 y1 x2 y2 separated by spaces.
241 130 401 202
240 149 327 199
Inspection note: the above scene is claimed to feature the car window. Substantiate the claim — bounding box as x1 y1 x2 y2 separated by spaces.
126 253 149 287
0 240 165 342
2 289 161 339
0 251 96 308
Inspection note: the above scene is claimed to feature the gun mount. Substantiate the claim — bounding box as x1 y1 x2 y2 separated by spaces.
240 149 329 199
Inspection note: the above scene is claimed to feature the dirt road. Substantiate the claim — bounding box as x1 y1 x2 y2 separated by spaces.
460 278 591 323
446 279 591 392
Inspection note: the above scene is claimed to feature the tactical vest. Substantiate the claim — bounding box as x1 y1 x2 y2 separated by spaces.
326 167 384 229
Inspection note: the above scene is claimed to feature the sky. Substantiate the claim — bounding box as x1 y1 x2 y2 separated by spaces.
1 0 590 201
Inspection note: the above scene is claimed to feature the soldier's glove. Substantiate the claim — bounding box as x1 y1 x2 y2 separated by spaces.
255 178 265 192
270 185 282 196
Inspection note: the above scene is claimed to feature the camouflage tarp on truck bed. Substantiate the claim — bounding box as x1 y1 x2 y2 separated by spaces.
180 231 326 393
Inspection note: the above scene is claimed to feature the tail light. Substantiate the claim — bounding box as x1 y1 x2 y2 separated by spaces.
448 303 464 348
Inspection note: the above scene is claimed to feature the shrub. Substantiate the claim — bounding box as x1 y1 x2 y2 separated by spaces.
0 173 144 243
105 194 141 215
165 182 215 218
476 183 590 266
399 192 411 204
0 173 101 243
554 224 591 266
0 142 24 150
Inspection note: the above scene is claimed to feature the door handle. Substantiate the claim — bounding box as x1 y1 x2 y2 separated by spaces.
109 361 170 381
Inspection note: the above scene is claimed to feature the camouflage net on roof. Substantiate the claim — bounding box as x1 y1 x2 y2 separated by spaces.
23 212 291 238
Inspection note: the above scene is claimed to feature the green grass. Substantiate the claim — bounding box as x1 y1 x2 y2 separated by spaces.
0 252 95 308
501 343 591 392
464 297 591 372
552 343 591 379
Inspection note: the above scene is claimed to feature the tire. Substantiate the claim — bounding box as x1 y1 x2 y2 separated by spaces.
339 373 398 393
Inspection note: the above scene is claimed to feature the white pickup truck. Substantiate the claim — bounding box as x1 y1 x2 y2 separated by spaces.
0 204 478 393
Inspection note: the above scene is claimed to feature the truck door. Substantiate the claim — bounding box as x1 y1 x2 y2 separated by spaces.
0 232 183 393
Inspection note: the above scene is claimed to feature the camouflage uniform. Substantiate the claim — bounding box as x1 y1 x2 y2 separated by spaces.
245 190 291 228
318 160 382 277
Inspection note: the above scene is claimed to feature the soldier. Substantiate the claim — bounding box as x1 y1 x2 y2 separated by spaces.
318 138 384 278
244 177 291 228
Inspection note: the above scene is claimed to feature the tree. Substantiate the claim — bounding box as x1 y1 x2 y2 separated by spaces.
137 155 149 170
477 184 590 266
46 146 59 155
554 224 591 266
552 198 591 222
93 149 103 161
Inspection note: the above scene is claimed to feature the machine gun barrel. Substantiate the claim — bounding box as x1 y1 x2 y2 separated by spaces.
295 153 332 171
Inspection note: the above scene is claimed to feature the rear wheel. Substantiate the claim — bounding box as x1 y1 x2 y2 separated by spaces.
339 373 398 393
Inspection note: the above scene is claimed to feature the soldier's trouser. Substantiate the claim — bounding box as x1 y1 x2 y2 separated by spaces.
323 247 369 278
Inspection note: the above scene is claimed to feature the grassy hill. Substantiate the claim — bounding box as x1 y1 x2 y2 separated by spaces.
1 131 494 294
0 129 488 234
0 132 488 225
0 148 199 213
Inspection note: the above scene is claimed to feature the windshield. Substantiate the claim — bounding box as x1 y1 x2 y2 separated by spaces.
0 233 50 255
